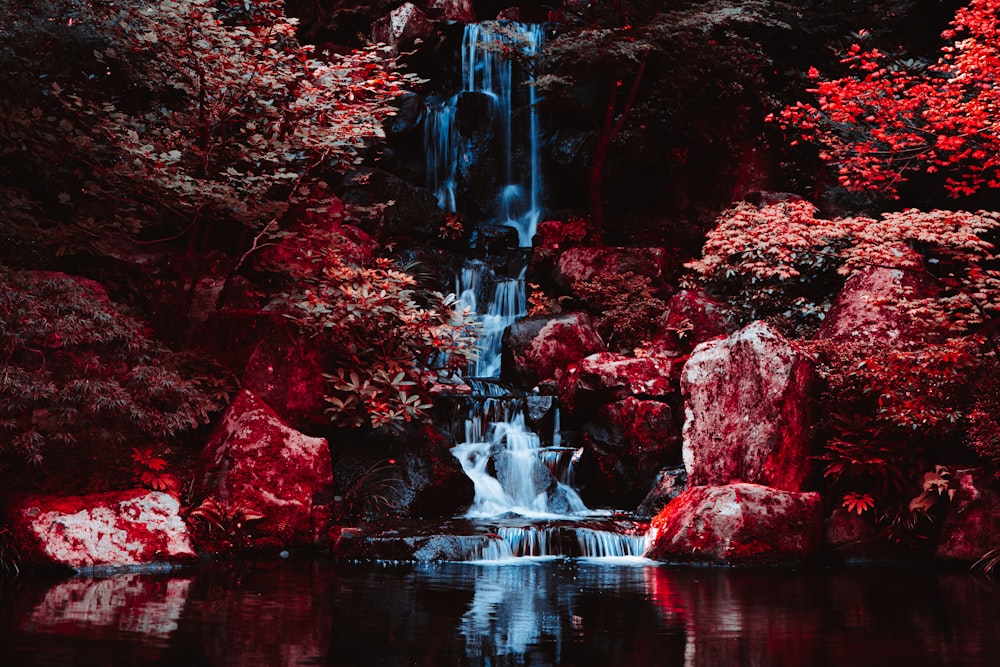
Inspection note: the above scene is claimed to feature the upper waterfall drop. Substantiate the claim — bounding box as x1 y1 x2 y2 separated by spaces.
425 21 545 248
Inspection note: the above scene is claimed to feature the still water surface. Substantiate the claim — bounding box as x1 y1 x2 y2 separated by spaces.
1 557 998 666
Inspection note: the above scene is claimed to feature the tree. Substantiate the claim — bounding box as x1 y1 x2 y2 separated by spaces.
0 266 231 486
2 0 417 253
773 0 1000 199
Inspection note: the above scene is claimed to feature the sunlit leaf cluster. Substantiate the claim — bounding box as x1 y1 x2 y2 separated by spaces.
773 0 1000 198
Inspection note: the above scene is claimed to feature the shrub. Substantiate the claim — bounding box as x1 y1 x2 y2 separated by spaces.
275 244 477 433
0 266 230 486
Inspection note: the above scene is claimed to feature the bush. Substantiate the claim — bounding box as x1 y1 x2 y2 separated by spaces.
0 266 230 482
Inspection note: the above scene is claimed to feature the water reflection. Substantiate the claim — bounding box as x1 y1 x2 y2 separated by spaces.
2 559 999 666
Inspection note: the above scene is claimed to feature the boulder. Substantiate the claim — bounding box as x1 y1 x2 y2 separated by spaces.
647 483 824 565
647 288 735 357
636 465 688 519
575 397 681 509
501 311 606 389
190 390 333 552
9 490 196 572
681 321 814 491
329 425 473 521
935 467 1000 562
555 246 670 291
825 506 879 559
558 352 682 415
815 245 940 347
241 323 328 433
370 2 434 52
341 168 443 243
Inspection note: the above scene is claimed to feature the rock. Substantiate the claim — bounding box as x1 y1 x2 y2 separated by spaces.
935 468 1000 562
241 323 328 433
636 465 688 519
9 490 196 572
194 309 288 377
558 352 682 415
425 0 475 23
332 520 513 562
500 311 606 388
454 91 500 214
384 91 425 138
341 168 443 243
825 506 878 559
575 397 682 509
647 483 824 565
370 2 434 53
190 390 333 552
555 246 670 291
681 321 814 491
648 288 735 357
329 425 473 522
815 245 940 347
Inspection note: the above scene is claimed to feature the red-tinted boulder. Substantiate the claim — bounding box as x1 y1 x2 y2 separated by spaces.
426 0 475 22
647 483 824 565
371 2 434 52
935 467 1000 562
681 321 814 491
575 397 681 509
647 288 735 357
558 352 682 414
190 390 333 552
815 246 940 347
500 311 606 389
242 324 328 433
555 246 670 291
9 490 196 572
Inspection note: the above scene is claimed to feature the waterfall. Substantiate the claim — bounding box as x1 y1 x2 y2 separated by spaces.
425 23 650 558
426 21 544 378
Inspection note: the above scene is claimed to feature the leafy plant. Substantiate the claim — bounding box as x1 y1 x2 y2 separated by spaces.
277 246 477 432
130 447 180 495
0 266 229 479
687 200 1000 344
336 459 403 522
0 526 19 578
571 271 669 351
773 0 1000 199
971 546 1000 578
186 497 266 536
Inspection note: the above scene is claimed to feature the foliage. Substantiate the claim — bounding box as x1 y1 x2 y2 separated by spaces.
131 446 180 495
571 271 669 351
971 546 1000 578
0 266 231 474
773 0 1000 199
966 360 1000 474
275 244 477 432
0 525 19 578
1 0 416 255
687 200 1000 339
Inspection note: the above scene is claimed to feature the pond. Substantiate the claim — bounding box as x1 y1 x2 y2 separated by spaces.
1 557 998 666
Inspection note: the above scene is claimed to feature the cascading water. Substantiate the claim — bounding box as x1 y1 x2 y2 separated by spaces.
427 22 649 561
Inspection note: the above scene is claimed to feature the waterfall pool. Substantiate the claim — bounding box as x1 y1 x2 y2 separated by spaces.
1 557 997 666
